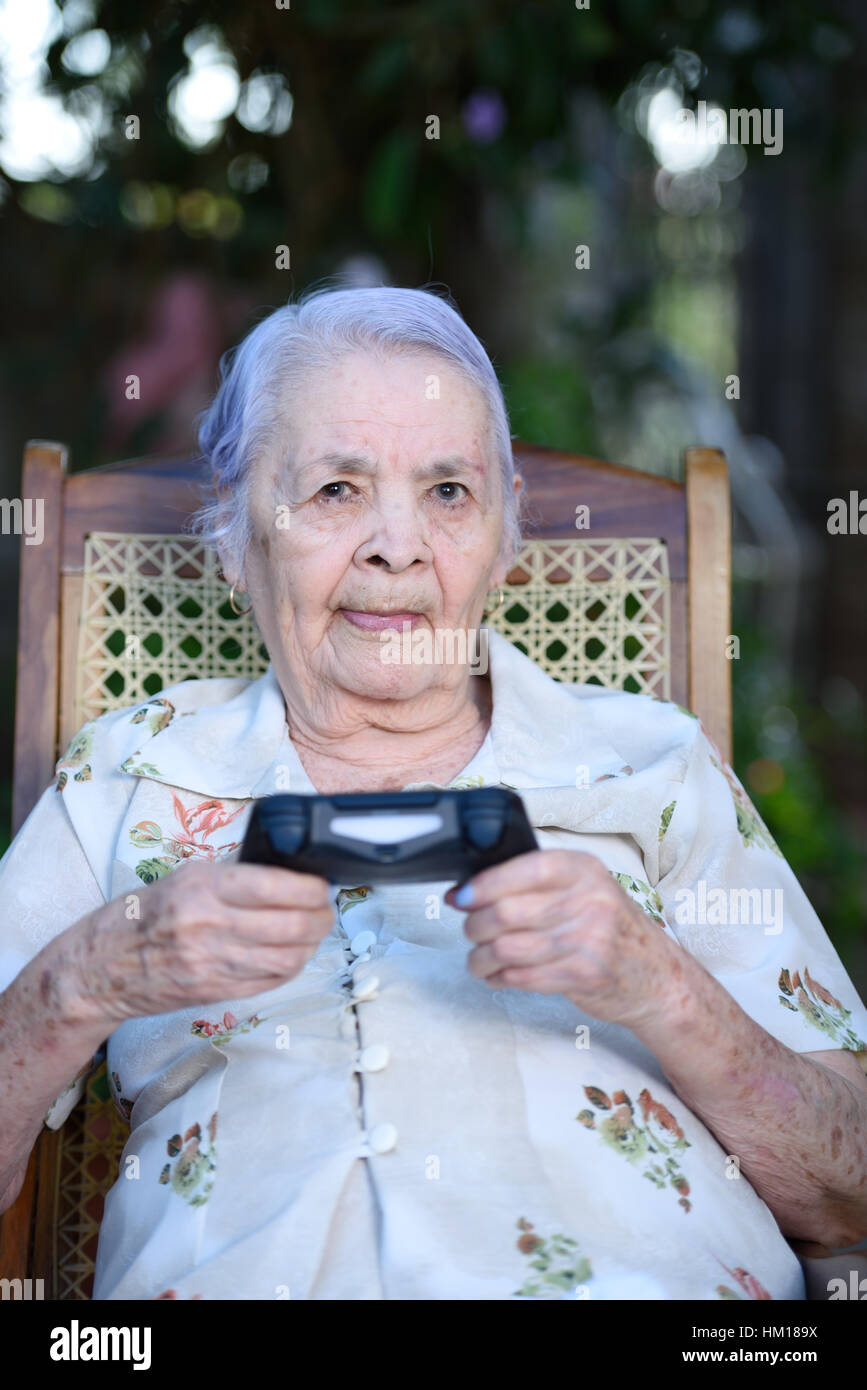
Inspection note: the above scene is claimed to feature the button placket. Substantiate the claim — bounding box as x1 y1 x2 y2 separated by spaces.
367 1122 398 1155
334 887 399 1157
355 1042 389 1073
349 929 377 957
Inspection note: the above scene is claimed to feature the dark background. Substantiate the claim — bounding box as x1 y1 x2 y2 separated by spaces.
0 0 864 986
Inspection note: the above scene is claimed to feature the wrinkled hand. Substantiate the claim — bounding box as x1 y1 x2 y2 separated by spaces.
64 859 335 1031
444 849 685 1031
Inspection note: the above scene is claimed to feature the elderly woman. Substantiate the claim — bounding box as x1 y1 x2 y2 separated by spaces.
1 285 866 1303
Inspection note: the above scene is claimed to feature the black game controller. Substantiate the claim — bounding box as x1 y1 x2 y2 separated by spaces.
238 787 538 885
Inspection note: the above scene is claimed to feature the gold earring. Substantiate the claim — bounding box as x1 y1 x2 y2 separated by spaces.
228 583 253 616
483 586 505 619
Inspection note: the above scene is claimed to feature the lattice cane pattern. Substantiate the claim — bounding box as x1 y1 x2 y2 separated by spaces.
55 1062 129 1300
490 538 671 697
75 533 671 727
75 534 269 725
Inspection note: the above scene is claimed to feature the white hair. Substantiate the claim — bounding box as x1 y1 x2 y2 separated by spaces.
186 283 524 582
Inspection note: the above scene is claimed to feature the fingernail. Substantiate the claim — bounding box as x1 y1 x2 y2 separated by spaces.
454 882 474 908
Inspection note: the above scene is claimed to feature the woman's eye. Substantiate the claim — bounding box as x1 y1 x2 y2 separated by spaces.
318 481 355 501
317 480 467 504
433 482 468 503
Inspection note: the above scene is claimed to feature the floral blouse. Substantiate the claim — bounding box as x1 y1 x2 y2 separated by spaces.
1 627 866 1302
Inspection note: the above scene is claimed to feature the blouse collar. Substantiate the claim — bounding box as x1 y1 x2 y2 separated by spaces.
112 628 657 842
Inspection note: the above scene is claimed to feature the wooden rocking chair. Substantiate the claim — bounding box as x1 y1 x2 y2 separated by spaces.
2 438 738 1298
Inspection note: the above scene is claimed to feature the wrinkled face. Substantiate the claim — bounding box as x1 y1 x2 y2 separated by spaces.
226 348 519 704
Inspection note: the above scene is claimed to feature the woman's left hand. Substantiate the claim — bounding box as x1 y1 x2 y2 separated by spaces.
443 849 688 1032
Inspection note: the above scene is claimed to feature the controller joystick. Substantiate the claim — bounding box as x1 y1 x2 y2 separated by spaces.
462 802 506 850
261 808 308 856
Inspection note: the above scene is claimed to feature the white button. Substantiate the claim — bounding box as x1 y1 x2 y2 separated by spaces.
358 1043 389 1072
368 1122 398 1154
352 975 380 1001
349 930 377 956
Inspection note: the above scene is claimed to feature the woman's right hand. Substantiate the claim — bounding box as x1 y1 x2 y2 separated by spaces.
60 859 335 1030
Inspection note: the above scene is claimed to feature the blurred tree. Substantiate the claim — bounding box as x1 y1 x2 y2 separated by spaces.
0 0 859 476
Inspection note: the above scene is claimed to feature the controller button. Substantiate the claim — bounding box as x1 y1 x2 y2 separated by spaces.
464 813 504 849
368 1122 398 1154
349 929 377 956
269 816 307 854
358 1043 390 1072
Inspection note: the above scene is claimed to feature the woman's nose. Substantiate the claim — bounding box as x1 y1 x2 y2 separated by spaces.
355 509 431 571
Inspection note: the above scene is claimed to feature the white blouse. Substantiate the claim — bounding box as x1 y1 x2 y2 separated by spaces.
1 627 865 1301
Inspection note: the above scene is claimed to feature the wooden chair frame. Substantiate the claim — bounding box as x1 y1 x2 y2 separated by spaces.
1 438 732 1295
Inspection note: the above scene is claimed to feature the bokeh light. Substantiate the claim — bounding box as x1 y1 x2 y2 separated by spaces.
167 27 240 150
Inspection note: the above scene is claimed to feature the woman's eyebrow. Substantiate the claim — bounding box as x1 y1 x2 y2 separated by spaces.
297 453 484 482
417 456 484 481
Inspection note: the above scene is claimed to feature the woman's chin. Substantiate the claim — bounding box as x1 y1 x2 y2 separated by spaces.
330 642 449 699
324 615 483 696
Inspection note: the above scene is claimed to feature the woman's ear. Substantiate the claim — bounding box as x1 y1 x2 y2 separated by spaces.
216 542 240 592
212 476 244 590
215 528 244 593
490 558 511 591
490 472 524 587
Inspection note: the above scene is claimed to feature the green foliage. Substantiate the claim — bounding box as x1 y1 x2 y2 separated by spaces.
730 609 867 972
499 359 602 458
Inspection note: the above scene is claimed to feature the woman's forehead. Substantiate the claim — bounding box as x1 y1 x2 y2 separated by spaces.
290 451 489 485
274 359 495 468
280 349 489 427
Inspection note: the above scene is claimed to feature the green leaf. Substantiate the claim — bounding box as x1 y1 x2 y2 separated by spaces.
135 856 176 884
364 131 416 238
129 821 162 847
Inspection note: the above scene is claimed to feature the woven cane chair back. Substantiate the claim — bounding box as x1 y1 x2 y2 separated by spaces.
72 532 672 733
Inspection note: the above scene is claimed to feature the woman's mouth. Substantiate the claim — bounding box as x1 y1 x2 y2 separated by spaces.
339 609 425 631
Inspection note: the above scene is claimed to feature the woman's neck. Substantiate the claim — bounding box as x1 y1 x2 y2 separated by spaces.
285 674 493 794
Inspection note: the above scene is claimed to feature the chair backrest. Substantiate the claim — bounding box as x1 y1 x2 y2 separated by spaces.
2 438 731 1297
